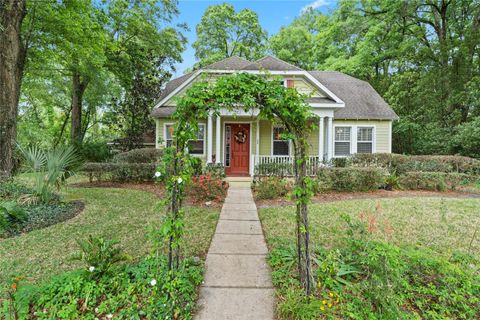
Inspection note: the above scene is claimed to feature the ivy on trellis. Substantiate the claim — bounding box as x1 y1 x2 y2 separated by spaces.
158 72 317 295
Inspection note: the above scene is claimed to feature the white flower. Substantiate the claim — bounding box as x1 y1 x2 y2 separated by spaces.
94 307 99 313
107 314 113 319
88 266 95 272
154 171 161 177
150 279 157 286
177 177 183 184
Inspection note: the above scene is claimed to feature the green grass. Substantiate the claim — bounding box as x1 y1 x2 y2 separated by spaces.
260 197 480 260
0 187 219 288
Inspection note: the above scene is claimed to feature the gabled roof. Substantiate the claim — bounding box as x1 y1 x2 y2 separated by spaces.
309 71 399 120
242 55 303 71
151 56 398 120
203 56 252 70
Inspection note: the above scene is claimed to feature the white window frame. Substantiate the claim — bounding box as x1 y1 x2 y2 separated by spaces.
333 126 352 158
164 122 206 157
356 126 375 154
271 124 291 156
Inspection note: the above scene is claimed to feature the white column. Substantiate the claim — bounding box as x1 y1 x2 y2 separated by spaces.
207 113 213 163
256 118 260 156
327 117 334 160
318 116 324 162
215 116 221 163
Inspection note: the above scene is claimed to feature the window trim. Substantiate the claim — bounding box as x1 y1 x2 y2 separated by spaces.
333 126 352 158
333 125 376 157
356 126 375 154
271 124 291 156
164 122 206 157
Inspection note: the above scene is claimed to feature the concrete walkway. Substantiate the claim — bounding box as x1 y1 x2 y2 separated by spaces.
195 186 275 320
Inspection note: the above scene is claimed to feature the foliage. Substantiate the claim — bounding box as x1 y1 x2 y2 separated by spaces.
0 202 27 237
82 162 157 182
3 256 203 319
76 140 112 162
190 157 203 176
19 145 81 203
192 3 267 67
315 167 387 192
203 163 225 178
189 175 229 202
253 177 292 199
0 180 33 201
270 0 480 156
112 147 163 164
399 171 477 191
72 235 128 278
268 216 480 320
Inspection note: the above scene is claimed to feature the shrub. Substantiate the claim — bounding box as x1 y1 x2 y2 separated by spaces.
72 235 128 278
0 180 33 200
113 148 163 164
203 163 226 178
190 157 203 176
76 140 112 162
81 162 157 182
188 175 229 202
253 177 292 199
398 171 477 191
316 167 387 192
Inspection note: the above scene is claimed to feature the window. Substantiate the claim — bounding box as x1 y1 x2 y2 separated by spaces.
357 127 373 153
225 125 231 167
273 126 289 156
334 127 351 156
165 123 205 155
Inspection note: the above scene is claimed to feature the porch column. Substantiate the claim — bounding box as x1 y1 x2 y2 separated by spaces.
318 116 324 162
327 116 334 161
215 116 221 163
207 113 213 163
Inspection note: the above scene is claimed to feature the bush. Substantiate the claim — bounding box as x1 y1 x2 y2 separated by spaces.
0 202 27 236
203 163 226 178
113 148 163 164
190 157 203 176
350 153 480 175
253 177 292 199
82 162 157 182
188 175 229 202
76 141 112 162
7 256 203 319
398 171 477 191
0 180 33 201
315 167 387 192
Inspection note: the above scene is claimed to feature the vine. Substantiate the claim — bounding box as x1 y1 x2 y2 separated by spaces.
158 72 316 295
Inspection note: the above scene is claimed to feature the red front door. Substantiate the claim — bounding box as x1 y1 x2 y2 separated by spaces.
225 123 250 176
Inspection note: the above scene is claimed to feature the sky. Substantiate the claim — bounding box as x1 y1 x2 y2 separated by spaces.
172 0 338 76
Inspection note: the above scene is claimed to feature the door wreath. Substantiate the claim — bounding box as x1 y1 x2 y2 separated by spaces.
234 130 247 144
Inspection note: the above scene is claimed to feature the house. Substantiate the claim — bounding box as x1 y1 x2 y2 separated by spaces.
151 56 398 177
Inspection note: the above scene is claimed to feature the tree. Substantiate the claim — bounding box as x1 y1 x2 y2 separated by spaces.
0 0 27 177
192 3 267 67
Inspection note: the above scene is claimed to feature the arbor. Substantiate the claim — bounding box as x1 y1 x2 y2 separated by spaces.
161 73 315 295
192 3 267 67
0 0 27 177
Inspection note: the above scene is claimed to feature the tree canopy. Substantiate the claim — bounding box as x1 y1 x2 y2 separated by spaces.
192 3 267 67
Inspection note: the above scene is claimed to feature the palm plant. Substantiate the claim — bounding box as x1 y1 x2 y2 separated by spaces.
19 145 81 203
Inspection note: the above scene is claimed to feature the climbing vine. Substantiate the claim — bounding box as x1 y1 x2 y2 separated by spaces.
158 72 316 295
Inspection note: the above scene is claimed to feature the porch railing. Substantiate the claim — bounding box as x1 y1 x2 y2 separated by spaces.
252 155 325 177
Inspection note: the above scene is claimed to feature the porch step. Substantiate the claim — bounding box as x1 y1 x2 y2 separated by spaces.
224 176 253 188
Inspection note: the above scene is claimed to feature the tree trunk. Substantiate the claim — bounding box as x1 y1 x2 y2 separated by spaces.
70 72 87 144
0 0 27 177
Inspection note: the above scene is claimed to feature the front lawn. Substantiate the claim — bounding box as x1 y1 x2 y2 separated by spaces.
0 186 219 288
259 197 480 319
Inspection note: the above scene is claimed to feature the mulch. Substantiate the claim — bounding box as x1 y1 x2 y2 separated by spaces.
71 181 224 209
255 189 480 208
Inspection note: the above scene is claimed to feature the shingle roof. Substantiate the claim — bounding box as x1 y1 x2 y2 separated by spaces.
242 55 303 71
309 71 399 120
150 57 398 120
203 56 252 70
